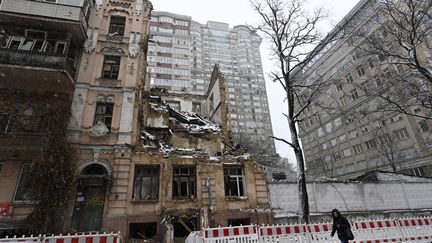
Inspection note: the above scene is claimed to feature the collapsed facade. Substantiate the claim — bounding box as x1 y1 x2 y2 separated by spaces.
128 65 271 241
0 1 272 241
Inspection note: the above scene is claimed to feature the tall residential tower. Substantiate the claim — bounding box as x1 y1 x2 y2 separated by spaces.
147 11 276 153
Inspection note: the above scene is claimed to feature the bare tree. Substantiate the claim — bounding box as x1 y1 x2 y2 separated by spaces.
355 0 432 119
250 0 328 223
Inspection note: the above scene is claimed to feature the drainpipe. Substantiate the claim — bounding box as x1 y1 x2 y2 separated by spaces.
205 177 214 228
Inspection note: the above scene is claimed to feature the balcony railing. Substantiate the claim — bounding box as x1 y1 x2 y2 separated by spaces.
0 48 76 78
0 0 90 31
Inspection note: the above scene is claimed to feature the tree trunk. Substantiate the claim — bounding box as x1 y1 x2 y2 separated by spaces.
287 94 310 223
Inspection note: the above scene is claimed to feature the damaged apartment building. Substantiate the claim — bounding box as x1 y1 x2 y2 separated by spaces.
131 65 271 241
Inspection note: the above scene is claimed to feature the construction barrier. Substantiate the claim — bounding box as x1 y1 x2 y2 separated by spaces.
0 232 121 243
397 218 432 242
203 225 258 243
202 217 432 243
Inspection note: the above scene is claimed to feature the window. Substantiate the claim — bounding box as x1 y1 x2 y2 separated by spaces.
133 166 160 200
394 128 409 140
339 96 347 107
192 102 201 114
172 167 196 199
14 163 36 202
335 117 342 127
352 51 359 61
317 127 324 137
0 162 3 174
339 134 346 142
353 144 363 154
374 75 382 87
351 89 359 101
356 66 365 77
94 102 114 131
54 41 66 54
360 125 369 134
365 139 377 150
109 16 126 36
102 55 121 79
333 152 341 160
224 166 246 197
325 122 333 133
343 148 352 157
166 101 181 112
330 139 337 146
350 129 358 138
322 143 328 149
367 58 374 69
336 83 343 91
419 120 430 132
407 167 424 177
413 107 421 114
345 74 353 84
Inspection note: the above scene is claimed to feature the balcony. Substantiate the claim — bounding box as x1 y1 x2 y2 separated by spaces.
0 0 91 42
0 48 76 93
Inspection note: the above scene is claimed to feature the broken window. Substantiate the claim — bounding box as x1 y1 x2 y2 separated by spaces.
102 55 120 79
129 222 157 240
192 102 201 114
94 102 114 131
166 100 181 112
172 167 196 199
109 16 126 36
14 163 36 202
228 218 251 227
224 166 246 197
133 166 160 200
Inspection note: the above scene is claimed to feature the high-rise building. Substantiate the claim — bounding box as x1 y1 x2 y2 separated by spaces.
294 0 432 179
147 11 276 154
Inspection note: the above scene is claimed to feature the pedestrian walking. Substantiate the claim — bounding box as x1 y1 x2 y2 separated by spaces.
330 209 354 243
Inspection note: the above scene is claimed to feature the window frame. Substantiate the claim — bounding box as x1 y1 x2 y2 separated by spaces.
94 102 114 131
172 166 196 200
102 55 121 79
13 163 36 203
133 165 160 201
224 166 247 198
109 16 126 36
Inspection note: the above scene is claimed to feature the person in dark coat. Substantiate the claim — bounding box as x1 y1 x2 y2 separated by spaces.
330 209 352 243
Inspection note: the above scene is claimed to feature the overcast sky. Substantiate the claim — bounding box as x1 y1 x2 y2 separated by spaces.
152 0 361 164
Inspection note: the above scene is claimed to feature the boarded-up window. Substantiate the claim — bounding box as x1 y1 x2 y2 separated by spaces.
133 166 160 200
